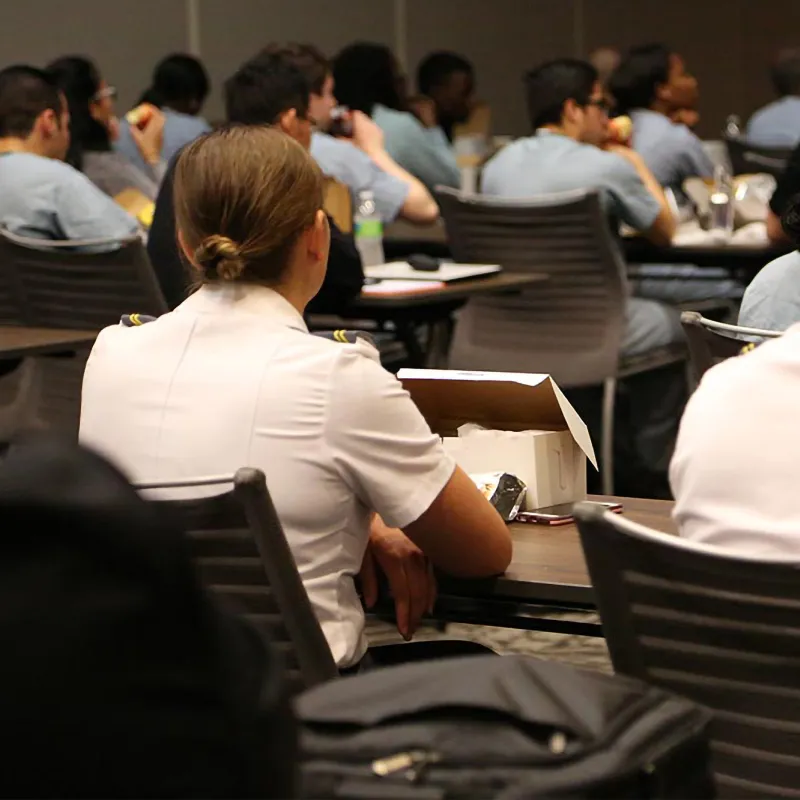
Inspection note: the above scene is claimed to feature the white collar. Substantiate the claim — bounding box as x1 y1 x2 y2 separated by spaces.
178 283 308 331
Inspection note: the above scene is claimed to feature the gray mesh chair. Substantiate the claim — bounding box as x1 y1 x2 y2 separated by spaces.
681 311 782 383
726 138 793 178
575 501 800 798
437 187 685 494
135 468 338 695
0 229 167 438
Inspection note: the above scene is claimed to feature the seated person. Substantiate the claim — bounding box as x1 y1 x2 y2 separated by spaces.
481 58 685 482
0 65 138 243
670 322 800 557
147 53 364 311
264 42 438 224
334 42 460 192
609 43 712 195
0 437 295 798
610 45 739 303
116 53 211 176
766 139 800 242
738 196 800 332
416 51 476 143
48 55 166 201
746 48 800 148
79 124 513 671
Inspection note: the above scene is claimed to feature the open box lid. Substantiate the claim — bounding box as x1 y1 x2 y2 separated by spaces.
398 369 598 469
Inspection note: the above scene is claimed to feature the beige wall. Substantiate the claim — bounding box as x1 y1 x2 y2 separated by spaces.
0 0 798 138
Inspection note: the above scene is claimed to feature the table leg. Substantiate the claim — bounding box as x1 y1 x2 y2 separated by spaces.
394 320 427 367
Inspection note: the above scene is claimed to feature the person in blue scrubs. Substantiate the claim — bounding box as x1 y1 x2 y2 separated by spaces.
260 42 438 224
739 197 800 332
116 54 211 178
609 44 712 195
0 65 138 246
746 48 800 148
609 44 738 302
333 43 460 193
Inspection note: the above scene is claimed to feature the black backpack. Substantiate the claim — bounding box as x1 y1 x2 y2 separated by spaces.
297 654 714 799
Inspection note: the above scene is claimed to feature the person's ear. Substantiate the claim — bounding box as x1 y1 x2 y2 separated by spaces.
37 108 59 139
276 108 299 140
563 98 582 126
656 81 671 103
88 99 104 124
306 209 330 261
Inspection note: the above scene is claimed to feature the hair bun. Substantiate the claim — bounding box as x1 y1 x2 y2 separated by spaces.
194 234 246 281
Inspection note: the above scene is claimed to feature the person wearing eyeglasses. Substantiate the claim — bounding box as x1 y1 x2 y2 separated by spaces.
0 64 138 246
48 56 166 201
483 59 676 252
479 58 684 495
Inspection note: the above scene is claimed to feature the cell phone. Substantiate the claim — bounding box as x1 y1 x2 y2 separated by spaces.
515 501 623 526
328 106 353 138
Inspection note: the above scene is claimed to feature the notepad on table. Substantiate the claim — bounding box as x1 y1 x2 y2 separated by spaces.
362 280 447 296
365 262 501 282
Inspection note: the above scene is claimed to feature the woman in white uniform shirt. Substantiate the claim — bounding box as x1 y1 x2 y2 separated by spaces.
79 125 511 669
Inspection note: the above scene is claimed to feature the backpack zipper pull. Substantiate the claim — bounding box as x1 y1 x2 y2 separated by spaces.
372 750 441 781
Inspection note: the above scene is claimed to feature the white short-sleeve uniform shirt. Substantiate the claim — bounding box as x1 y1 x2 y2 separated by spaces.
79 284 456 667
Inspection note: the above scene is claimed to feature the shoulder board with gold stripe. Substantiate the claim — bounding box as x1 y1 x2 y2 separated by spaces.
120 313 157 327
313 329 377 348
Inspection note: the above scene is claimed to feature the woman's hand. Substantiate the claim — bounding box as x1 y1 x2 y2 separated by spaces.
359 516 437 640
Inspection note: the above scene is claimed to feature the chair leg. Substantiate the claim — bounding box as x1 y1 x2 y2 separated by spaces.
601 377 616 496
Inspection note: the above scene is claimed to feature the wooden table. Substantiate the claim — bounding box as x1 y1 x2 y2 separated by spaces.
344 272 548 366
0 326 98 360
433 496 675 636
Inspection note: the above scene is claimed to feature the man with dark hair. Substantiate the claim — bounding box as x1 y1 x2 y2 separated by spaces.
147 52 363 312
481 58 685 489
609 44 712 193
263 43 438 224
485 58 675 253
334 42 460 191
0 65 138 243
416 51 475 141
746 48 800 148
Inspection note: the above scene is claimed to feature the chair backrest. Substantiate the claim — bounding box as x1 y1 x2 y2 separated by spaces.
575 501 800 797
323 177 353 234
726 137 793 179
0 228 167 329
681 311 781 382
136 468 338 694
436 187 627 386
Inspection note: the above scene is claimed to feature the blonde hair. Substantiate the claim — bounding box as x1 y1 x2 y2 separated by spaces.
173 125 323 284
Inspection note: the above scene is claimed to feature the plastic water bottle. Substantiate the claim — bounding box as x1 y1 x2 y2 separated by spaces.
709 164 734 241
724 114 742 140
354 190 384 267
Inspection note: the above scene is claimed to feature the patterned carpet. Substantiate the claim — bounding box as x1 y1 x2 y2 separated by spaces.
365 613 612 674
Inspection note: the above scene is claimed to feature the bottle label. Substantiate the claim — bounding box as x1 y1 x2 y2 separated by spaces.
355 219 383 239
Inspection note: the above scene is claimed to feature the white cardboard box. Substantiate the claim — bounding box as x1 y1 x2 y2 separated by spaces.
398 369 598 510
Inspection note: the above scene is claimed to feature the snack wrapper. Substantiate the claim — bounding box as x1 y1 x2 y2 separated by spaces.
471 472 527 522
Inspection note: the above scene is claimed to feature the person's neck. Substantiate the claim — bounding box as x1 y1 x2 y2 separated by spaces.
649 101 671 118
0 137 39 156
270 281 309 317
540 123 579 141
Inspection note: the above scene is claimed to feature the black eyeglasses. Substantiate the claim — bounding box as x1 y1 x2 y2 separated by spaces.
587 97 611 113
93 85 118 102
